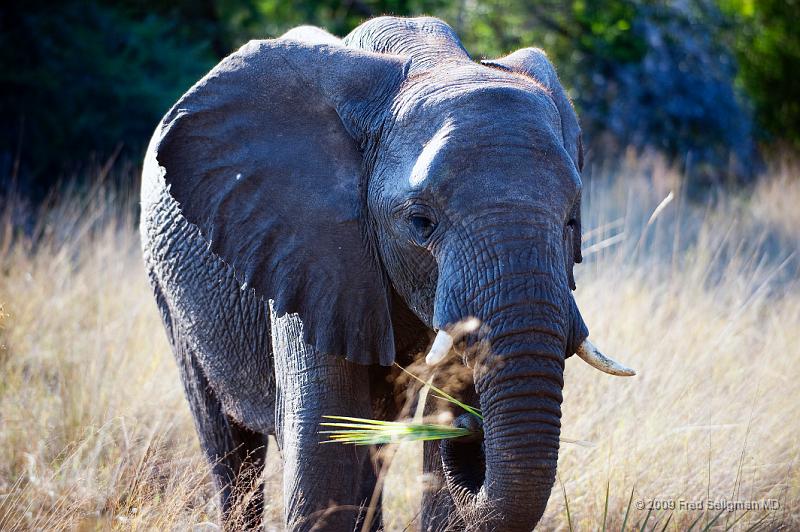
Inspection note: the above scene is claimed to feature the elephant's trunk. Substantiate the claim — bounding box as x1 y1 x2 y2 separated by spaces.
447 309 566 529
434 228 581 530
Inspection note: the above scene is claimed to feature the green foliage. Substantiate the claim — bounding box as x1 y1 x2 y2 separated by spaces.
2 0 798 194
437 1 757 185
720 0 800 149
320 415 473 445
0 1 215 194
321 364 482 446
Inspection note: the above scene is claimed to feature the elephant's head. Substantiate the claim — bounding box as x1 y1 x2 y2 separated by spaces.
149 16 634 530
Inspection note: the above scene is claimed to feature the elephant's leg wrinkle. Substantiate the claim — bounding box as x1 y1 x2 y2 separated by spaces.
271 304 381 531
168 325 268 530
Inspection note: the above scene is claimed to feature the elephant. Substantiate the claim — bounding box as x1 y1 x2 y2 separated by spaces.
140 15 635 532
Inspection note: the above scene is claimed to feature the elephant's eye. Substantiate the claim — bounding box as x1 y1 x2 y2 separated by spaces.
566 218 577 228
408 214 437 244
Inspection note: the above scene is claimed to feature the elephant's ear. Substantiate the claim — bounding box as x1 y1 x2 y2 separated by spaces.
152 38 408 366
482 48 583 172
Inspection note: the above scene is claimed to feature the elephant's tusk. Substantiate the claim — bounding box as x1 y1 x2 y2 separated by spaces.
426 330 454 365
576 339 636 376
425 318 481 365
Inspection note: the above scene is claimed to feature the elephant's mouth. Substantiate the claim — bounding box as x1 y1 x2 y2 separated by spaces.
440 413 485 498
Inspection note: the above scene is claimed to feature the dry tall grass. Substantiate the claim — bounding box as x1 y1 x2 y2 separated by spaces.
1 157 798 530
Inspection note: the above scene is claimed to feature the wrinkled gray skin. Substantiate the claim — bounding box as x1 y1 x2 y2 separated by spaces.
141 16 590 531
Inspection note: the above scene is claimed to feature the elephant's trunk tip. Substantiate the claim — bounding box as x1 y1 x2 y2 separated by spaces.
576 338 636 376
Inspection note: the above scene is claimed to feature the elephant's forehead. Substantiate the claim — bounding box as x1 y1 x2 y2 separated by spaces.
379 64 577 211
405 115 560 183
422 137 575 209
388 68 564 170
392 63 559 126
382 120 576 217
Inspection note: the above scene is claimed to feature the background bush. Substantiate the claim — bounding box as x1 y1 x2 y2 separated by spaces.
2 0 797 196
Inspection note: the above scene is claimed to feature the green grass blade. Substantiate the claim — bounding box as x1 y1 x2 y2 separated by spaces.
320 414 474 445
601 479 610 532
723 509 750 531
700 508 727 531
659 512 673 532
322 415 402 426
685 511 706 531
558 474 573 532
637 507 653 532
394 363 483 419
621 486 635 531
742 512 771 532
320 423 405 430
322 366 484 447
320 430 472 445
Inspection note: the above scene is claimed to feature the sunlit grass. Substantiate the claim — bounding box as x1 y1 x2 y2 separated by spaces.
540 154 800 530
1 154 798 530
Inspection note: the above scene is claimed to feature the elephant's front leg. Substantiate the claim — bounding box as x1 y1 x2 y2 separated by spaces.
271 306 381 531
